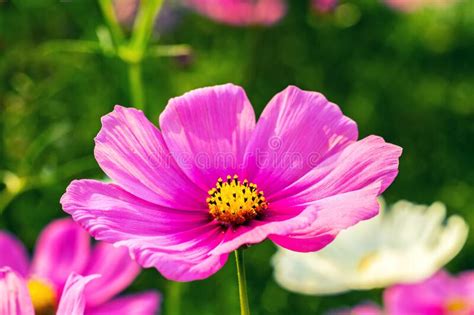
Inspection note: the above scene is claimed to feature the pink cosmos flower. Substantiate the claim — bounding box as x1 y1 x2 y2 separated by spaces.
385 270 474 315
185 0 287 26
312 0 338 13
385 0 458 12
0 218 159 315
0 267 98 315
61 84 402 282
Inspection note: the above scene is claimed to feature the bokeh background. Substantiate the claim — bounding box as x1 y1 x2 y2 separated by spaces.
1 0 474 314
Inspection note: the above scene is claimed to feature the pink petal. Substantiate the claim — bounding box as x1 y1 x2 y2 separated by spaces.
269 182 381 252
56 273 100 315
108 223 229 282
457 271 474 298
133 246 229 282
384 277 445 314
270 135 402 204
30 218 90 289
62 180 208 239
0 267 34 315
61 179 228 281
211 182 380 255
95 105 203 209
159 84 256 190
245 86 358 196
210 204 319 255
0 232 29 277
82 243 140 307
350 304 383 315
384 271 474 315
186 0 286 26
114 222 230 281
266 136 401 252
86 292 160 315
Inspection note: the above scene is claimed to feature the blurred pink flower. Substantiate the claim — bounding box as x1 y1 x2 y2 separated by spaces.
312 0 338 13
185 0 287 26
0 267 99 315
385 270 474 314
61 84 401 282
0 219 159 315
385 0 458 12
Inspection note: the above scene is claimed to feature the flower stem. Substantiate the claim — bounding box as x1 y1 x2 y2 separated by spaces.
97 0 124 46
165 281 186 315
234 248 251 315
131 0 164 52
127 62 145 110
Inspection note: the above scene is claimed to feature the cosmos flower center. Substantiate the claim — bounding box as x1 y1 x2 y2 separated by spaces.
207 175 268 225
445 297 468 313
27 278 57 315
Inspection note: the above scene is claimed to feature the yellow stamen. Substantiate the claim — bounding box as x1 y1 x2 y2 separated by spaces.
357 251 379 272
207 175 268 225
27 278 57 315
445 297 468 313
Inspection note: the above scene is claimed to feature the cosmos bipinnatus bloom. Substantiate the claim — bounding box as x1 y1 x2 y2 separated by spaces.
327 270 474 314
0 219 159 314
185 0 287 26
385 270 474 314
272 199 468 295
0 267 99 315
61 84 401 282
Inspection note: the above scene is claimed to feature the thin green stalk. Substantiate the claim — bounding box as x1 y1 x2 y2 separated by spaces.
131 0 164 52
127 62 145 110
97 0 125 46
165 281 186 315
235 248 251 315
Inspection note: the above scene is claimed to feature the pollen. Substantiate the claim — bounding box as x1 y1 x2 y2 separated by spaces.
357 251 379 272
27 278 57 315
207 175 268 225
445 297 468 313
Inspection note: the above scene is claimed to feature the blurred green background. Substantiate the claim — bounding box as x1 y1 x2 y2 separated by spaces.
1 0 474 314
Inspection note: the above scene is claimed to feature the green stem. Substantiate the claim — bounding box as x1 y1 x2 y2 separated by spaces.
165 281 185 315
127 62 145 110
131 0 164 52
97 0 125 46
234 248 251 315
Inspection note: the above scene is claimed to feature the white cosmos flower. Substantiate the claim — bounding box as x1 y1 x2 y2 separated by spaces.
272 199 468 295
